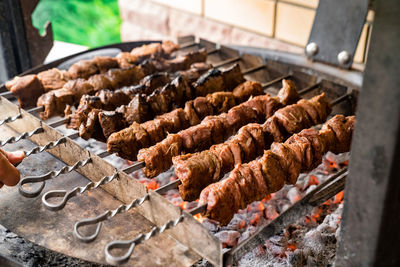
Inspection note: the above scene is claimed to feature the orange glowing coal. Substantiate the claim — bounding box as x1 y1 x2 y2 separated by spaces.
334 191 344 204
250 213 261 225
178 201 188 210
194 213 206 223
287 243 297 251
145 180 160 191
257 202 265 211
308 175 319 186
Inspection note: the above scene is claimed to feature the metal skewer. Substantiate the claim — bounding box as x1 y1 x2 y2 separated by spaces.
73 84 350 242
104 202 207 265
42 161 145 211
0 127 44 146
18 150 110 198
0 112 22 126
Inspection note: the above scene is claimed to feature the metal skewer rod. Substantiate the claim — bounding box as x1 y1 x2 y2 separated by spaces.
42 161 145 211
73 80 343 242
18 150 110 198
26 106 44 114
214 56 242 68
0 91 14 99
0 127 44 146
22 132 78 158
48 117 70 128
0 112 22 126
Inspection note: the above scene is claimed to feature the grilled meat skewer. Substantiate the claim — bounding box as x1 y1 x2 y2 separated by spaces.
174 93 331 201
107 80 264 160
200 115 355 225
36 49 208 120
67 62 212 131
5 41 179 107
137 80 299 178
76 63 240 140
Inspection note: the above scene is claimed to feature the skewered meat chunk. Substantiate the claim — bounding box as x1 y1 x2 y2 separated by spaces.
67 95 103 130
193 64 244 97
37 68 71 92
174 92 331 201
200 115 355 225
79 109 105 141
98 111 128 139
221 64 246 92
108 81 264 161
139 81 298 178
139 72 171 95
166 49 208 72
93 56 119 73
176 62 213 83
117 94 150 124
6 41 179 107
68 60 99 79
5 75 45 108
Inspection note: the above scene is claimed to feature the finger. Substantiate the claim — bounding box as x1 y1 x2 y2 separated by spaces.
0 152 21 186
4 150 25 165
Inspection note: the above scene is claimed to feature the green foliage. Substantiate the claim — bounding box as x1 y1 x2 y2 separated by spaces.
32 0 121 48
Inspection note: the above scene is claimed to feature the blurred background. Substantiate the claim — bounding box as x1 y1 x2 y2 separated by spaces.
32 0 122 48
32 0 373 65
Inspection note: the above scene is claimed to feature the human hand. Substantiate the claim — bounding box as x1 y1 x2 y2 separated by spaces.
0 149 25 188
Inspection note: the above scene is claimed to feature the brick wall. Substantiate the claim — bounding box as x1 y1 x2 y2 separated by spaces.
119 0 373 63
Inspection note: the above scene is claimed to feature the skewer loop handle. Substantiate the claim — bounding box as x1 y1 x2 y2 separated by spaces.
105 215 185 265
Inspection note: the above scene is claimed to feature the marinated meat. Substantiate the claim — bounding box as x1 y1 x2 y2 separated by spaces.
37 68 71 92
98 111 128 139
174 91 331 201
200 115 355 225
108 81 264 162
6 75 45 108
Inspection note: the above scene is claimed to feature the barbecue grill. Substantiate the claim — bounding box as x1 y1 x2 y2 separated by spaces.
0 0 399 266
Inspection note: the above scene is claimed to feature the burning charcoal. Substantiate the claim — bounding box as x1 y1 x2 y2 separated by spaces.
201 219 219 233
215 230 241 247
287 187 301 204
264 205 279 221
238 225 257 243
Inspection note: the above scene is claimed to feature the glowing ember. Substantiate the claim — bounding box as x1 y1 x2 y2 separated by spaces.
194 213 206 223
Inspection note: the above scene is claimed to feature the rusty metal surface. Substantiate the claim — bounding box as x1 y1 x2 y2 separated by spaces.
0 125 200 266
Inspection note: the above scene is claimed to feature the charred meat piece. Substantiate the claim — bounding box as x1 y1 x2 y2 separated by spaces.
200 115 355 225
232 81 264 103
165 49 208 72
68 60 99 79
37 68 71 92
221 64 245 91
176 62 213 83
98 111 129 139
93 56 119 73
87 74 113 92
6 75 45 108
139 72 171 95
79 109 105 141
117 94 150 124
67 95 102 129
194 68 224 97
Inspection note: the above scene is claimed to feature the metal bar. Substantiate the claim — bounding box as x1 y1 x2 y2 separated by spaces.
0 126 43 146
297 82 321 95
19 150 110 198
122 161 145 174
26 106 44 113
214 56 241 68
48 117 70 128
242 64 266 75
261 74 291 88
0 112 22 126
188 203 207 215
0 91 13 98
330 93 350 106
336 1 400 264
